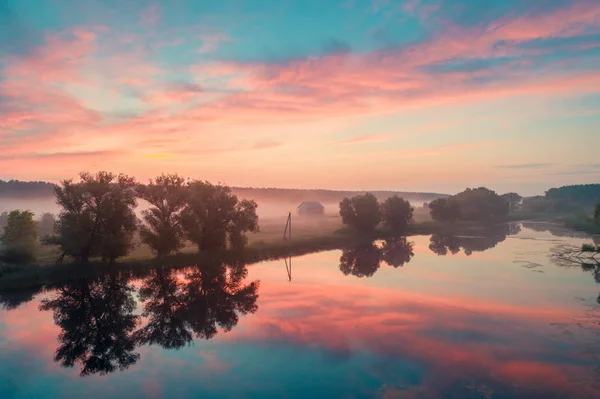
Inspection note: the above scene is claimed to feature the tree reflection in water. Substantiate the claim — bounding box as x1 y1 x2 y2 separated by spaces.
429 223 519 256
381 237 415 268
39 274 140 376
136 261 259 348
339 237 414 277
134 267 192 349
38 260 259 376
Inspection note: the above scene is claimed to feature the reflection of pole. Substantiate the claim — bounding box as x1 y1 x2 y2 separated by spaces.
285 256 292 281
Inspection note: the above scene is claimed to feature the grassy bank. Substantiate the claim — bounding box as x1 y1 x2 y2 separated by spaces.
0 214 586 292
0 220 495 291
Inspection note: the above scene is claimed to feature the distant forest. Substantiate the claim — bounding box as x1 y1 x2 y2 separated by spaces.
0 180 57 198
0 179 448 203
546 184 600 207
2 179 599 206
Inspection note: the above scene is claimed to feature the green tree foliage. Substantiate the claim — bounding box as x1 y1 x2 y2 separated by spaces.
452 187 509 221
54 171 138 263
595 202 600 225
136 174 189 256
0 210 38 264
429 198 460 223
546 184 600 207
37 212 56 237
381 196 414 232
339 193 381 232
180 181 259 251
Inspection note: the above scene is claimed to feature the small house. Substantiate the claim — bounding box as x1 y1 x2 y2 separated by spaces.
297 201 324 215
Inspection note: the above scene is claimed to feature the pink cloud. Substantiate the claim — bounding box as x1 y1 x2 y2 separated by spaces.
1 1 599 183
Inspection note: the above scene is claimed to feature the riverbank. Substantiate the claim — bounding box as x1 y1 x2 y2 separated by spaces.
1 216 595 292
0 220 504 291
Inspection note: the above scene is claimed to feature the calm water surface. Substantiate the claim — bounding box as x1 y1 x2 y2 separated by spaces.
1 223 600 398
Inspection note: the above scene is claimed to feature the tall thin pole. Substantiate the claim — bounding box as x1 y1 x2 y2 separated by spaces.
283 214 290 240
289 212 292 240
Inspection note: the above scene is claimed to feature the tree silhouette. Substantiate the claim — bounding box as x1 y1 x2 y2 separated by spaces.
37 212 56 237
381 237 414 268
0 210 38 264
136 174 189 257
53 171 138 263
339 242 382 277
452 187 509 221
0 286 37 310
339 193 382 232
180 181 259 251
39 274 140 376
381 196 414 232
429 198 460 223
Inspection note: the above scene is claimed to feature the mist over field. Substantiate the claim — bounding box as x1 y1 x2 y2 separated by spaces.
0 185 442 221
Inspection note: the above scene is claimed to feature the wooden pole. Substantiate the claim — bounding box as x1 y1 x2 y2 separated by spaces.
283 212 292 240
283 215 289 240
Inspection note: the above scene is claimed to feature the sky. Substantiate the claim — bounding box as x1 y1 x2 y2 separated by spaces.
0 0 599 196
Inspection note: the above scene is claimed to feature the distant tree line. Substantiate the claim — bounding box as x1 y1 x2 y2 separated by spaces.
0 178 446 204
1 171 259 265
546 184 600 207
0 179 56 197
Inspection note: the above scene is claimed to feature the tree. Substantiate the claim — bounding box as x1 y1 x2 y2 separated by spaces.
339 193 381 232
53 171 137 264
381 196 414 232
595 202 600 225
429 198 460 223
37 212 56 237
137 174 189 256
546 184 600 207
180 181 259 251
0 210 38 264
452 187 509 221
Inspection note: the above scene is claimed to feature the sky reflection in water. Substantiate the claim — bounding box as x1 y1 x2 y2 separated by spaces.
1 223 600 398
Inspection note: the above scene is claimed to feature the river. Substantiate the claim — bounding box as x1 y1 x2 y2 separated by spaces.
1 222 599 398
